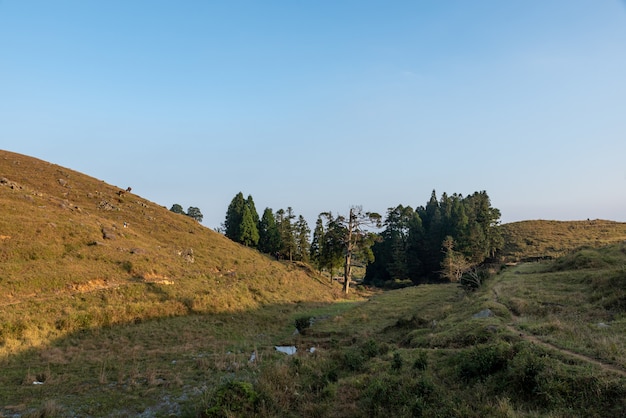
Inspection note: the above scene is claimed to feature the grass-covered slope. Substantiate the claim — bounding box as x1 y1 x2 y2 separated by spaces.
3 148 626 417
0 150 346 353
499 219 626 261
217 243 626 417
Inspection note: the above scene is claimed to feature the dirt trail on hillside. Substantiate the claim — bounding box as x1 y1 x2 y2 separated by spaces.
492 287 626 378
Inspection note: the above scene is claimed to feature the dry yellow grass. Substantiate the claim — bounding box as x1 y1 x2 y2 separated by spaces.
0 149 357 354
499 219 626 261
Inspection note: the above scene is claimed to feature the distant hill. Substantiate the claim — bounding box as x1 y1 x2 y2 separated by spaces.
499 219 626 261
0 150 344 349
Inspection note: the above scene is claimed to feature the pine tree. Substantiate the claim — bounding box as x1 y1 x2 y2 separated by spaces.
225 192 246 242
239 205 259 247
320 212 346 282
246 195 260 227
340 206 382 294
276 207 297 261
258 208 281 255
310 216 325 272
294 215 310 262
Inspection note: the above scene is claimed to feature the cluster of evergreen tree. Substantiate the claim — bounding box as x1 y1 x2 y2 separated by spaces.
170 203 203 223
223 192 310 261
364 190 503 286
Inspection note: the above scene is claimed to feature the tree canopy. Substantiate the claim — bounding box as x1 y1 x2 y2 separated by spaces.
365 190 502 286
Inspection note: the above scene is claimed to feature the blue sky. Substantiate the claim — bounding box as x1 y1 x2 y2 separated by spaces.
1 1 625 229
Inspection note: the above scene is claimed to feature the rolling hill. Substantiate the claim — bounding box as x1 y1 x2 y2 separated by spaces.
0 150 347 351
499 219 626 261
3 149 626 417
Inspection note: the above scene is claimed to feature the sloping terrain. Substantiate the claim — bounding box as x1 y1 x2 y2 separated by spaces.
0 150 347 352
499 219 626 261
3 149 626 417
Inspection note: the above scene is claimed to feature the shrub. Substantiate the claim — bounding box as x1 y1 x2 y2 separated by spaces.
413 350 428 371
506 345 546 402
391 352 403 371
361 339 379 358
205 381 259 417
120 260 133 273
457 341 513 382
294 316 311 333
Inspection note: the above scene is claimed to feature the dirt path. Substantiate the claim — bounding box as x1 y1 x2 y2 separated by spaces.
492 287 626 378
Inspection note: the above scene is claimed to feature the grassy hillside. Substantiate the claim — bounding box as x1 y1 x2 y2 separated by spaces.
0 150 352 352
197 243 626 417
3 149 626 416
5 243 623 416
499 219 626 261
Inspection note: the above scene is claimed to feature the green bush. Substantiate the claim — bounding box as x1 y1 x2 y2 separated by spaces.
391 352 403 371
412 350 428 371
363 374 436 417
457 341 513 382
205 381 259 417
295 316 311 333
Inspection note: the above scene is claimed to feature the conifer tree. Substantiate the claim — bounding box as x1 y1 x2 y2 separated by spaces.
225 192 246 242
246 195 260 227
276 207 297 261
294 215 310 262
310 216 325 272
258 208 281 255
239 205 260 247
320 212 346 282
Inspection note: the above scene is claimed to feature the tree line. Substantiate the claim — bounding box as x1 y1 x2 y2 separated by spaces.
364 190 503 286
222 190 503 291
223 192 311 262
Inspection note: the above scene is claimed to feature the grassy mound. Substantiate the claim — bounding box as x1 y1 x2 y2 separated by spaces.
499 219 626 261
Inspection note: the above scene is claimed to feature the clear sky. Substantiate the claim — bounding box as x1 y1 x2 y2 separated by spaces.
1 1 625 230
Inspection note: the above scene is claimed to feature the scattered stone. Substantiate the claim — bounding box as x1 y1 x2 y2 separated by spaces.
472 309 494 319
102 227 116 240
0 177 20 189
98 200 116 211
57 178 68 187
179 248 194 263
130 248 147 255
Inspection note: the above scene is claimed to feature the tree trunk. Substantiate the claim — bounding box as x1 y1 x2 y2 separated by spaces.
343 208 355 294
343 250 352 294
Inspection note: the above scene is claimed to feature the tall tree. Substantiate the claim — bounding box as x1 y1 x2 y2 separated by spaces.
246 195 260 227
310 216 325 273
258 207 281 255
319 212 346 282
225 192 246 242
239 205 260 247
294 215 310 262
340 206 382 294
276 207 297 261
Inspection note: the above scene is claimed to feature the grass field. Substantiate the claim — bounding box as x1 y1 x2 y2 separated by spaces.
3 150 626 416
